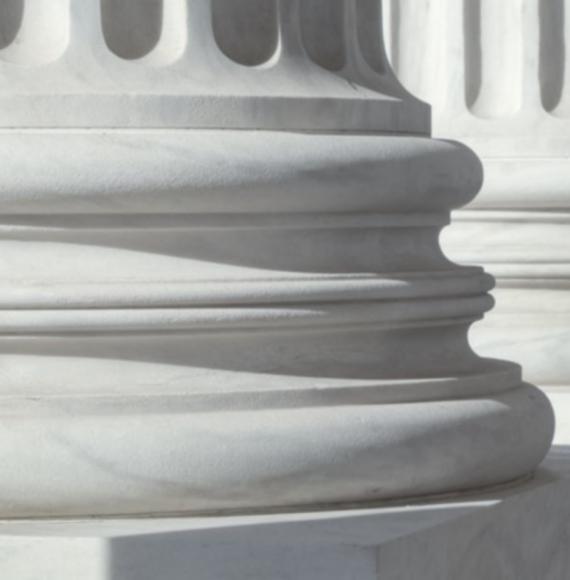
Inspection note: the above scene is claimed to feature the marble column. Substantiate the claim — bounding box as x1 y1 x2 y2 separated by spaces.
0 0 553 520
384 0 570 391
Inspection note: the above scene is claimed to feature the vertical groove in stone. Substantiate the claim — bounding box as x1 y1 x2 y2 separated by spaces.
0 0 23 50
539 0 564 111
101 0 163 60
0 0 69 64
300 0 345 71
465 0 523 118
463 0 481 110
559 0 570 115
540 0 570 115
212 0 278 66
353 0 390 75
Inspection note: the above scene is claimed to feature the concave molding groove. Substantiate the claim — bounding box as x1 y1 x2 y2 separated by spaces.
384 0 570 387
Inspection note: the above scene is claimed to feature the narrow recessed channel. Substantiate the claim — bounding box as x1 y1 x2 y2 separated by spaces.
101 0 163 60
539 0 568 114
0 0 23 50
301 0 345 71
212 0 278 66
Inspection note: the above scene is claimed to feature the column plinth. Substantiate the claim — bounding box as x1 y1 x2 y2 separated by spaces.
0 0 553 518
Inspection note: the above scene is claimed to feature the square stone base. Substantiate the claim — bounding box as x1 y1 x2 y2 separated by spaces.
1 449 569 580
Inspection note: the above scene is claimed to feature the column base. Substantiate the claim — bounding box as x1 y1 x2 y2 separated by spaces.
1 450 568 580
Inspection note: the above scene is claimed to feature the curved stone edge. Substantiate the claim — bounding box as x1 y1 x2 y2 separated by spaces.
470 290 570 388
0 383 553 518
0 131 482 214
0 269 491 309
443 207 570 386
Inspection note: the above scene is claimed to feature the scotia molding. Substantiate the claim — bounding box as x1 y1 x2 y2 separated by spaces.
385 0 570 388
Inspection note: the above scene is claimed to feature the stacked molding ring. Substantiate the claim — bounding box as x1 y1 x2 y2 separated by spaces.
0 131 553 517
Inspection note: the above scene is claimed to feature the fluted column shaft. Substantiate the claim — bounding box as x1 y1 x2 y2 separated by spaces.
0 0 427 132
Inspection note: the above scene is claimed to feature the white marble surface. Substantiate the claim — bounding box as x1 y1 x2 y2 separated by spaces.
385 0 570 388
0 0 554 518
0 3 560 577
0 448 568 580
0 0 429 132
442 211 570 387
0 127 554 517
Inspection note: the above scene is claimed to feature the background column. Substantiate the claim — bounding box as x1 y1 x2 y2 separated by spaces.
385 0 570 398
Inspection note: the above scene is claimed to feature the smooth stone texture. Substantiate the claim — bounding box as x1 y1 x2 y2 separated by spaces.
0 131 481 214
0 129 553 517
0 0 429 132
0 448 568 580
384 0 570 389
0 383 554 517
0 0 553 519
443 210 570 387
